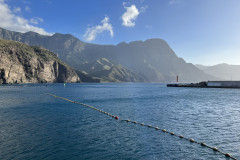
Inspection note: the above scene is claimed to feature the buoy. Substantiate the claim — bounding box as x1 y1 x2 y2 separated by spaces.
155 127 159 130
148 125 152 127
162 129 167 132
179 135 184 138
213 147 218 151
115 116 119 120
133 121 137 123
201 142 206 146
225 153 231 157
170 132 174 135
190 138 194 142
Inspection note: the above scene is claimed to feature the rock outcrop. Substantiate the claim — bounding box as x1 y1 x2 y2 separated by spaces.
0 39 80 84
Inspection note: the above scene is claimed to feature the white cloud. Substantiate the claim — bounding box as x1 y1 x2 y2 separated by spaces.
83 16 113 42
122 2 129 6
121 4 139 27
0 0 52 35
13 7 21 13
25 6 31 12
140 5 148 13
30 19 37 24
30 17 44 25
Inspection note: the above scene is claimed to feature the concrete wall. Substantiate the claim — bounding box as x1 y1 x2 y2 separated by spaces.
207 81 240 87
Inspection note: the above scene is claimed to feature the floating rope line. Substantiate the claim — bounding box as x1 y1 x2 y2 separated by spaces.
47 93 238 160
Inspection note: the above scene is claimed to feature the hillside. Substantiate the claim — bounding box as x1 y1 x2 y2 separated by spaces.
196 63 240 80
0 27 215 82
79 58 148 82
0 39 80 84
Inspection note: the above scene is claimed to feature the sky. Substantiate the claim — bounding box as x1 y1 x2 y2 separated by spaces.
0 0 240 65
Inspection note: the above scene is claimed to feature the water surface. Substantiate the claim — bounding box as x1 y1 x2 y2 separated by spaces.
0 83 239 160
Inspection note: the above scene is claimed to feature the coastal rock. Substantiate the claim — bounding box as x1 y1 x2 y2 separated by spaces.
0 39 80 84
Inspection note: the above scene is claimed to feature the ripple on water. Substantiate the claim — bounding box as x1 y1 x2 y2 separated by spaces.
0 83 239 160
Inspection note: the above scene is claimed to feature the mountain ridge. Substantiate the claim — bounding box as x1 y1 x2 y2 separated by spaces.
196 63 240 80
0 27 216 82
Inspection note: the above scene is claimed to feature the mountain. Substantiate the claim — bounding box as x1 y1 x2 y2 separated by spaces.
196 63 240 80
195 64 210 70
0 27 215 82
0 39 80 84
79 58 148 82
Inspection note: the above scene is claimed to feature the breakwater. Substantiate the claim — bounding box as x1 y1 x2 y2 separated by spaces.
167 81 240 88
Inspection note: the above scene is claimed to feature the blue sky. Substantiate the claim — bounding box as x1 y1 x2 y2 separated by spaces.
1 0 240 65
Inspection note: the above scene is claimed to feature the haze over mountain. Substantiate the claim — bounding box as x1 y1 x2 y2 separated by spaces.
196 63 240 80
0 27 216 82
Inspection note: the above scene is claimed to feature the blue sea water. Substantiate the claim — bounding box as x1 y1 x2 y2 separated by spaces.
0 83 240 160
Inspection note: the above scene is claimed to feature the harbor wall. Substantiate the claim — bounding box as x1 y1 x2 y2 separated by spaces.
207 81 240 87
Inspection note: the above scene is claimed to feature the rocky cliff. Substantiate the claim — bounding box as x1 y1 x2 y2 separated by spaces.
0 39 80 84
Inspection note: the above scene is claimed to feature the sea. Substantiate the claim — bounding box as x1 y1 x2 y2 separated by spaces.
0 83 239 160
